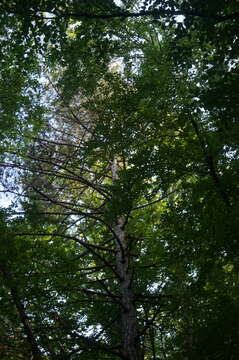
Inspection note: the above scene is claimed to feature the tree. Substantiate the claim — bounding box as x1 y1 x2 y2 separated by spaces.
0 1 239 359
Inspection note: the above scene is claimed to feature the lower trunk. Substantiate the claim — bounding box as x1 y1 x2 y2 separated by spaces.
121 279 142 360
115 219 142 360
111 158 142 359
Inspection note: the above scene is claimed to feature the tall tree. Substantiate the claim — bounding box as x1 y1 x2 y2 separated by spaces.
0 1 239 359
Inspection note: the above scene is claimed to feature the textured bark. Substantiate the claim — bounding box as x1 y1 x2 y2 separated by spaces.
112 158 143 360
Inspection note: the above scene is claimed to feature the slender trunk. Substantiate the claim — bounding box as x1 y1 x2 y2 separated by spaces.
144 306 156 360
10 288 42 360
190 117 230 207
182 298 193 360
111 158 142 360
0 266 42 360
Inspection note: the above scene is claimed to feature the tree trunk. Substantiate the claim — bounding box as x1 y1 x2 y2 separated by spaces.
0 266 42 360
112 158 142 360
10 287 42 360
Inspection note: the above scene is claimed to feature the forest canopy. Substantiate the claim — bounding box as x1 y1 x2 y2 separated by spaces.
0 1 239 359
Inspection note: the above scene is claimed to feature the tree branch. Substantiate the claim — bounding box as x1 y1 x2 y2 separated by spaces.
8 6 238 24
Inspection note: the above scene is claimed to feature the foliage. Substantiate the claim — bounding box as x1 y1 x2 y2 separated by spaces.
0 1 239 359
